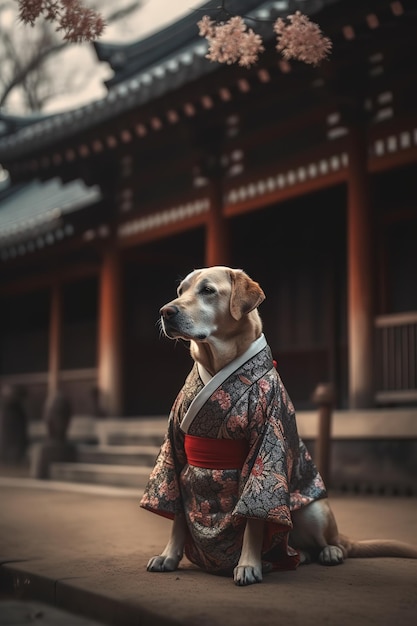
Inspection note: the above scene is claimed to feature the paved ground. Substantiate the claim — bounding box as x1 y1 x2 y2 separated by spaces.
0 475 416 626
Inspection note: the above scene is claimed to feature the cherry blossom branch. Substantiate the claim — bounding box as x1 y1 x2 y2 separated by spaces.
197 5 332 69
198 15 264 69
15 0 105 43
16 0 331 69
274 12 332 66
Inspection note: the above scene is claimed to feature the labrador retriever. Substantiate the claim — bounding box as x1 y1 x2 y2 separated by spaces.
145 266 417 586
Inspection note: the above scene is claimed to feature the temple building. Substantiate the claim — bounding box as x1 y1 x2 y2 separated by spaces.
0 0 416 423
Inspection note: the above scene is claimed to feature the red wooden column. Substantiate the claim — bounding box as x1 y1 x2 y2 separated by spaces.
205 177 230 267
347 126 374 408
98 247 123 416
48 281 62 397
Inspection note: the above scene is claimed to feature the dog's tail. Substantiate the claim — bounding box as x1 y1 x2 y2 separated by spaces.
342 536 417 559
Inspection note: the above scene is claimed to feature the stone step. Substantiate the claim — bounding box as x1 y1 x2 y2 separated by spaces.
29 417 168 447
49 462 152 489
76 444 160 467
95 418 167 447
44 419 167 489
105 432 165 446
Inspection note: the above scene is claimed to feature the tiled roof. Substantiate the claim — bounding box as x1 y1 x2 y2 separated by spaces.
0 112 54 139
0 0 340 161
94 0 274 88
0 178 101 255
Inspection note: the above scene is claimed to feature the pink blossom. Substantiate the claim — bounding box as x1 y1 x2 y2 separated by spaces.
211 388 232 410
314 475 326 490
159 479 179 501
198 15 264 68
253 456 264 477
142 494 160 510
201 500 211 515
226 412 246 433
274 11 332 66
219 495 234 512
248 451 276 494
197 15 215 38
258 378 271 393
189 499 211 524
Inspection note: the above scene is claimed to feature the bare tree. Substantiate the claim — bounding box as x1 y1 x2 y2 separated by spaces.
0 1 144 113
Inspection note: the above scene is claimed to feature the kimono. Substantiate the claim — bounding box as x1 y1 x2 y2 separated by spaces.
140 334 327 575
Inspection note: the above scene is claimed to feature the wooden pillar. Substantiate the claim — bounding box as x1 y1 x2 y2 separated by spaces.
205 178 230 267
48 282 62 397
98 247 123 416
347 126 374 408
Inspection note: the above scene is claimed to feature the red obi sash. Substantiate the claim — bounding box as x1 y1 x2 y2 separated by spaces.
184 434 249 469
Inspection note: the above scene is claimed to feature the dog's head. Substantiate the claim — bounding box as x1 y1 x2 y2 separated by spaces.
159 266 265 344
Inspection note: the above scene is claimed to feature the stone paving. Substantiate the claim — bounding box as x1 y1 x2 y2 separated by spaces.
0 478 416 626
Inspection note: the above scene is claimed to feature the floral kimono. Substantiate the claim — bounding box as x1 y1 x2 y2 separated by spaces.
140 334 327 575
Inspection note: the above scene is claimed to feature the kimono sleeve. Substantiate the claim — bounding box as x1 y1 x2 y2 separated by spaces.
231 372 294 530
140 398 186 520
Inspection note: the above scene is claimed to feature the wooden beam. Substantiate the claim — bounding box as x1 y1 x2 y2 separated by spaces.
0 263 100 296
117 212 207 249
369 145 417 173
224 170 348 219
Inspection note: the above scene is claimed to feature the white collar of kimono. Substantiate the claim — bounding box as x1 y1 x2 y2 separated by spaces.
180 333 267 433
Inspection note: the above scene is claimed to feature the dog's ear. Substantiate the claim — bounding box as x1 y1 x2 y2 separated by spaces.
229 269 265 320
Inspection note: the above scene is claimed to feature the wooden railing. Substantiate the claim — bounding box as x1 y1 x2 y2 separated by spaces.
374 311 417 404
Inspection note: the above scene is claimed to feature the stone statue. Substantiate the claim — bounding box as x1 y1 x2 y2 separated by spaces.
0 385 28 464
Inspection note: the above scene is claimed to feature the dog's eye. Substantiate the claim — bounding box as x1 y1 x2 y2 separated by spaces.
200 285 216 295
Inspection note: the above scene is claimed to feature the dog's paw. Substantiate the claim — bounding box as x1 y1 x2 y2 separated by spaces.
233 564 263 586
146 555 180 572
298 550 313 565
318 545 344 566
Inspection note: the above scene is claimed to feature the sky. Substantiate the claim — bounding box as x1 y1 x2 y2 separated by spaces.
43 0 205 113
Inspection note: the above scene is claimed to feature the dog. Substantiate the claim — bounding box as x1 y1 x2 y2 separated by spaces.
141 266 417 586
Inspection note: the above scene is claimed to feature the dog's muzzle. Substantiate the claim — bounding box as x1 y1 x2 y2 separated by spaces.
160 304 180 338
159 304 207 340
160 304 179 321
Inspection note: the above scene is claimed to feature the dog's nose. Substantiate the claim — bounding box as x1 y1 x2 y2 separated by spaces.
160 304 179 319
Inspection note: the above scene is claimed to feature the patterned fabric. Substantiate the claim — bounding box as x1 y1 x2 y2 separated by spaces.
140 344 327 575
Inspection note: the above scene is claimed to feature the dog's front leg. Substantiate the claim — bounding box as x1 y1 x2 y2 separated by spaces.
147 512 186 572
234 518 265 586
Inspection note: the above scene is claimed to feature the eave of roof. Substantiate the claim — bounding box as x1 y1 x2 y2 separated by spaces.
94 0 274 87
0 178 101 254
0 111 55 138
0 0 341 162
